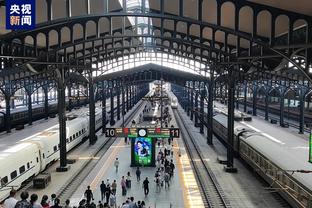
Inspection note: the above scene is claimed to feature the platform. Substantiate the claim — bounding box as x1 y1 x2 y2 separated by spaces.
69 100 204 208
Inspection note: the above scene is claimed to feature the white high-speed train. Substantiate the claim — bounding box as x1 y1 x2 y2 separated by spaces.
0 108 104 202
213 113 312 208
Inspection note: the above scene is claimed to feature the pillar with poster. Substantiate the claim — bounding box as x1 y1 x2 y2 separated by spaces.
131 137 156 167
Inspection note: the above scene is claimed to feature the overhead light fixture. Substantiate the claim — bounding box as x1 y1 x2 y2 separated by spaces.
26 63 38 73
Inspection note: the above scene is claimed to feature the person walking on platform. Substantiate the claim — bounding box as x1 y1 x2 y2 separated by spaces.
136 167 141 182
164 172 170 190
121 176 127 196
109 193 116 208
40 195 49 208
64 200 71 208
111 180 117 195
30 194 43 208
50 199 61 208
48 194 56 207
84 186 94 204
105 184 111 204
3 189 17 208
142 177 149 196
170 160 175 177
126 172 131 188
114 158 120 173
100 181 106 202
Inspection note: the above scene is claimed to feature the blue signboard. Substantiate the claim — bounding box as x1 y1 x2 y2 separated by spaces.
6 0 36 30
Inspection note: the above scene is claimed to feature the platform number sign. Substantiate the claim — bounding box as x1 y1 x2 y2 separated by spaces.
105 128 116 137
309 130 312 163
170 128 180 138
6 0 36 30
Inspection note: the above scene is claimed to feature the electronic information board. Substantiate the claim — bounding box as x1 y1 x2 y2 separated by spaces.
105 127 180 138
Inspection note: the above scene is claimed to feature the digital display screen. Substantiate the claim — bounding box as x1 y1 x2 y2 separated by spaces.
133 137 152 166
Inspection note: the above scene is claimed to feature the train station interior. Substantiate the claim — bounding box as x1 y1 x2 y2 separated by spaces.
0 0 312 207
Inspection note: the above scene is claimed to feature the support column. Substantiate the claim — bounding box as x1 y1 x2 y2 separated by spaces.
89 81 96 145
122 84 125 127
225 70 237 173
299 92 305 134
207 71 214 145
236 86 239 109
280 92 285 126
129 85 133 109
126 85 129 111
5 95 11 133
187 83 190 116
243 81 247 112
194 91 199 126
190 82 194 121
252 86 257 116
110 88 115 125
200 89 204 134
77 88 80 106
44 87 49 119
68 85 72 112
56 68 69 172
117 84 121 121
102 85 107 134
265 93 269 121
27 92 33 125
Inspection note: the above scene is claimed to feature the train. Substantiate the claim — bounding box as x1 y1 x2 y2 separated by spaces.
171 98 178 109
0 106 115 202
212 113 312 208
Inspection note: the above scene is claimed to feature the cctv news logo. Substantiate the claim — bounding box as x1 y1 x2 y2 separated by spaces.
6 0 36 30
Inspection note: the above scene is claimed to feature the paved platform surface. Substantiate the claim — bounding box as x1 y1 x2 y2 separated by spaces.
70 100 204 208
169 91 287 208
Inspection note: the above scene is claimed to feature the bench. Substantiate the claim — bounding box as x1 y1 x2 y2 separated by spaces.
15 124 24 130
270 119 277 124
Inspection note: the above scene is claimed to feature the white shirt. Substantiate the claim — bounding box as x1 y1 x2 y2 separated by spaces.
4 197 17 208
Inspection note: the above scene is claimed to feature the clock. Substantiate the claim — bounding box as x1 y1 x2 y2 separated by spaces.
138 128 147 137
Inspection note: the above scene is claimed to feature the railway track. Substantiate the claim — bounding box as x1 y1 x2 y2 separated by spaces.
56 101 145 202
173 109 231 208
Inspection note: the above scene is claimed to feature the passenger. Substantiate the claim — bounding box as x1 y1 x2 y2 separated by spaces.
100 181 106 201
64 200 71 208
15 191 31 208
105 184 111 204
141 201 146 208
128 197 136 208
155 176 161 193
50 198 61 208
111 180 117 195
142 177 149 196
30 194 42 208
135 167 141 182
40 195 49 208
121 176 127 196
137 201 141 208
96 201 103 208
105 179 110 187
48 194 56 207
89 202 96 208
126 172 131 188
170 160 175 178
109 193 116 208
164 172 170 189
102 203 109 208
84 186 94 204
114 158 119 173
4 189 17 208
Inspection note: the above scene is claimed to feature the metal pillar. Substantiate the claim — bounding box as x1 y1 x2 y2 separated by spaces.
117 85 121 121
299 93 305 134
102 85 107 134
68 85 72 112
194 91 199 126
190 82 194 121
252 86 257 116
5 96 11 133
110 88 115 125
265 93 269 120
280 93 285 126
207 74 214 145
243 81 247 112
236 86 239 109
126 85 129 111
122 83 125 127
44 87 49 119
89 81 96 145
161 79 163 128
56 68 69 172
200 89 204 134
27 92 33 125
187 83 190 116
225 70 237 173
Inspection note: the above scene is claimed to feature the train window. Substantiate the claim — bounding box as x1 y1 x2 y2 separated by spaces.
27 162 30 169
73 135 76 139
10 171 17 180
19 166 25 174
43 153 45 159
1 176 8 186
76 133 78 137
53 146 57 152
70 136 72 141
36 157 39 163
66 139 69 143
